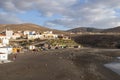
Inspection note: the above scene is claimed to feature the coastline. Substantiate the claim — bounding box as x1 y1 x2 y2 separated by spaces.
0 48 120 80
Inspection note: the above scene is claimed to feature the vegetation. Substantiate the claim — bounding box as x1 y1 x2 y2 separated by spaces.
73 35 120 48
47 39 79 47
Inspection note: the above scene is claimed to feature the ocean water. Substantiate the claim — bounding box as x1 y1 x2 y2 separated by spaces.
104 58 120 75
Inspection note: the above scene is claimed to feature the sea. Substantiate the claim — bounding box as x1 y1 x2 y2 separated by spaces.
104 57 120 75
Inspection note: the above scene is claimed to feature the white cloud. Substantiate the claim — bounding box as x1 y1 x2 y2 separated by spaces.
0 12 23 24
0 0 120 29
43 0 120 29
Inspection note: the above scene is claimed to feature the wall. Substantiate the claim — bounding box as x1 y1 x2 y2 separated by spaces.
0 53 8 60
0 47 13 54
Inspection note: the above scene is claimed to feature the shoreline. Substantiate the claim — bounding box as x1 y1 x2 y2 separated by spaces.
1 48 120 80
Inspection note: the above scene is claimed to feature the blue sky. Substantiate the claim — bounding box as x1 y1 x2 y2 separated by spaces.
0 0 120 30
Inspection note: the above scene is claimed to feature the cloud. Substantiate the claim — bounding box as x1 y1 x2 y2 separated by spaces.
0 0 120 29
0 0 19 12
44 0 120 29
0 12 23 24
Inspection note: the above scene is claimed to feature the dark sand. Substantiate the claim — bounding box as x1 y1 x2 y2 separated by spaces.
0 48 120 80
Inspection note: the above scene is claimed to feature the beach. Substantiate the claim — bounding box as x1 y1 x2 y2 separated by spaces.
0 48 120 80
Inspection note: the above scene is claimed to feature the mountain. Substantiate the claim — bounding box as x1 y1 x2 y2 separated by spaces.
67 27 103 33
0 23 68 34
102 26 120 33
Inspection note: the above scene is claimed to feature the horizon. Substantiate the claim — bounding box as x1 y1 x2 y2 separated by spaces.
0 23 118 31
0 0 120 30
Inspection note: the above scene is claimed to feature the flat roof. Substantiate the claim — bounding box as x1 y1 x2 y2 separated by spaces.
0 53 5 54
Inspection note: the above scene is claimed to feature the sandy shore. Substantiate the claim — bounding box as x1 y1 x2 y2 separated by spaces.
0 48 120 80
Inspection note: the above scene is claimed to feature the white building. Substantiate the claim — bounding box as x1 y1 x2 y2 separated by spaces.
6 30 13 39
12 33 21 39
29 31 36 35
23 31 30 35
2 38 9 46
41 31 58 39
26 31 58 40
0 47 13 54
27 34 42 40
29 45 35 50
0 34 6 39
0 37 9 47
43 31 53 34
41 34 58 39
0 53 8 61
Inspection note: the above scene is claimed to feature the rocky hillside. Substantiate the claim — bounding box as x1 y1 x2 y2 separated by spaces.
72 35 120 48
0 23 49 31
67 26 120 33
0 23 68 34
102 26 120 33
67 27 103 33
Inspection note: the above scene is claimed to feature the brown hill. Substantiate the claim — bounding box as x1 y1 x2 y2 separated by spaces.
72 35 120 48
67 27 103 33
0 23 50 31
0 23 68 34
102 26 120 33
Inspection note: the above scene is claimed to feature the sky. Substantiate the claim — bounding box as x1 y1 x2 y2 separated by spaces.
0 0 120 30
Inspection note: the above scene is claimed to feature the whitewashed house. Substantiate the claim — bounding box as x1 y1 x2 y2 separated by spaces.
27 34 43 40
29 45 35 50
12 33 21 39
0 47 13 54
28 34 38 40
41 31 58 39
26 31 58 40
0 34 6 39
23 30 30 35
29 31 36 35
0 37 9 47
0 53 8 61
2 38 9 46
6 30 13 39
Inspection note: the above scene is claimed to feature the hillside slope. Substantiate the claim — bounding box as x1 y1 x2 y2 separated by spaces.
0 23 50 31
72 35 120 48
0 23 68 34
67 27 103 33
102 26 120 33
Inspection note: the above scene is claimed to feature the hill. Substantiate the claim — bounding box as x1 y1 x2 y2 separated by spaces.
0 23 68 34
0 23 50 31
67 27 103 33
102 26 120 33
67 26 120 33
72 35 120 48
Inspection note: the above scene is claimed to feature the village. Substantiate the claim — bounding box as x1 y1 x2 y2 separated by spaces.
0 29 80 63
